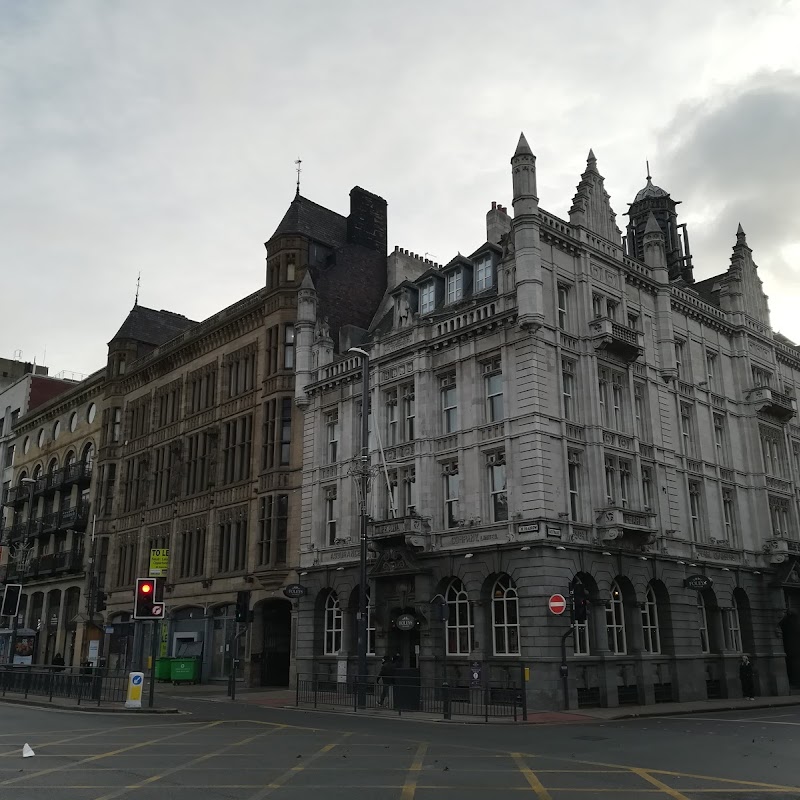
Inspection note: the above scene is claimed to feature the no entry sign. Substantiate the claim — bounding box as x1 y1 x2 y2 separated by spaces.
548 593 567 615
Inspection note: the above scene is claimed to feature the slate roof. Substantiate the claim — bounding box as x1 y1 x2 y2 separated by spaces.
110 305 198 347
268 194 348 248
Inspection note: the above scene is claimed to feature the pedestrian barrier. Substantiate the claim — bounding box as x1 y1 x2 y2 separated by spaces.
296 674 526 721
0 664 128 706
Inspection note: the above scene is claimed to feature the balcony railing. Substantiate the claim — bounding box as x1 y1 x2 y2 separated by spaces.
589 317 643 362
5 485 29 508
748 386 796 421
47 468 64 492
9 548 86 579
60 501 91 532
63 462 93 486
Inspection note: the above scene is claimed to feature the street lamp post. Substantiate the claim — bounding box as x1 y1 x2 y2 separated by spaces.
349 346 370 708
9 477 36 664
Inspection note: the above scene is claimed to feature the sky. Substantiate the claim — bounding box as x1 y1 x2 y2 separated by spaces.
2 0 799 376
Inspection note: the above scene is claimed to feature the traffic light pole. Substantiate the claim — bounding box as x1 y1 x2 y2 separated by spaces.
560 626 572 711
148 620 159 708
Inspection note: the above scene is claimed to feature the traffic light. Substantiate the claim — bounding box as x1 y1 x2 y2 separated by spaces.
235 590 251 624
573 581 589 623
1 584 22 618
95 590 108 613
134 578 165 620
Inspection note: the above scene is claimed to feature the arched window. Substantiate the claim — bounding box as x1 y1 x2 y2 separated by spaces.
355 587 376 656
697 594 709 653
47 458 58 476
491 575 520 656
32 464 42 482
605 580 627 654
64 451 76 469
641 585 661 654
81 443 95 469
324 592 342 655
724 596 742 652
446 579 473 655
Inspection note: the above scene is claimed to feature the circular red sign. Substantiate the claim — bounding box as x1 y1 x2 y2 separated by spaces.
548 594 567 615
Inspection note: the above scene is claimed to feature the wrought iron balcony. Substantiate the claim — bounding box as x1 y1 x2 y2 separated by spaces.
40 510 60 533
748 386 796 421
60 501 90 532
589 317 644 362
46 468 64 492
62 461 93 487
5 485 30 508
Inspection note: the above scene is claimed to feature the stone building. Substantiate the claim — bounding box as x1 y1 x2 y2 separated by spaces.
1 369 105 666
293 134 800 710
98 186 387 685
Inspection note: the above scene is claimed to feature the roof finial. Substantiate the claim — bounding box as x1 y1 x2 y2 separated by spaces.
134 271 140 307
295 158 302 196
646 160 652 181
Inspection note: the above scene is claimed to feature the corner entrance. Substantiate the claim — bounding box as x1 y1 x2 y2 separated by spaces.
782 589 800 688
260 600 291 687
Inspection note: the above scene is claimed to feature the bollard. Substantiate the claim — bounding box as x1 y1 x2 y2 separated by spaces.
442 682 451 721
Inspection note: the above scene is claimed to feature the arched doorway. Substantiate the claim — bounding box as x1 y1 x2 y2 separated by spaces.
781 611 800 688
260 599 291 686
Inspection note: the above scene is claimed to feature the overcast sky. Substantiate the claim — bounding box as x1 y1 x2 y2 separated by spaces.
2 0 799 376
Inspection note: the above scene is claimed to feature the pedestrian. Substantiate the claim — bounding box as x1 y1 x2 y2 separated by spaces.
739 655 755 700
52 653 65 672
377 657 394 707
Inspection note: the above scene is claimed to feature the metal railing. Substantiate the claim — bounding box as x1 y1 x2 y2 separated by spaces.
296 675 527 721
0 665 128 706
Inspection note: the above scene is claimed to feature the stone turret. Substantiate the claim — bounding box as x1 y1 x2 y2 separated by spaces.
627 168 693 284
294 271 317 407
643 213 677 383
511 133 544 330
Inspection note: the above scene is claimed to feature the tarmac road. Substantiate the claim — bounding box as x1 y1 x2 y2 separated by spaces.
1 698 799 799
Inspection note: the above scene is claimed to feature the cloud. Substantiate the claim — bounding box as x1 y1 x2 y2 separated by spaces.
659 71 800 337
1 1 799 372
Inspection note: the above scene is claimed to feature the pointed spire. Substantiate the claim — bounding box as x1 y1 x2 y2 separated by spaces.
585 148 599 174
646 160 652 181
644 212 662 236
514 132 533 157
734 222 749 249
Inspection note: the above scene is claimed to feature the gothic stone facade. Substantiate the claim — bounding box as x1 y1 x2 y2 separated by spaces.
99 186 387 685
293 135 800 710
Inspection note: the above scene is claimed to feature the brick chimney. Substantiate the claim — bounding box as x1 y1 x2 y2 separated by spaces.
347 187 388 254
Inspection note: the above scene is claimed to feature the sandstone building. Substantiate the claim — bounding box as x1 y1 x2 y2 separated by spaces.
1 370 104 665
96 186 388 685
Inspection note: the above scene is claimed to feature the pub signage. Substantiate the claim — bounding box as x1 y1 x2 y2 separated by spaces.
684 574 713 591
283 584 307 599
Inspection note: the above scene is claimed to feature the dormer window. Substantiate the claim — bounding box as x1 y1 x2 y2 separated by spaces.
420 282 435 315
446 271 462 304
474 254 493 292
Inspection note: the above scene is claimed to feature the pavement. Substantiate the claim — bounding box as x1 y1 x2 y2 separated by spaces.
2 697 800 799
5 677 800 725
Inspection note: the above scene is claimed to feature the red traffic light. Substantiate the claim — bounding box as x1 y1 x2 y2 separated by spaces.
134 578 165 619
